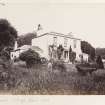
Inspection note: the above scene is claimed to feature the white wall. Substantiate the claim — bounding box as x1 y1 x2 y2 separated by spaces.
10 50 20 60
32 33 83 62
47 34 82 61
73 40 82 61
82 53 89 62
32 35 49 59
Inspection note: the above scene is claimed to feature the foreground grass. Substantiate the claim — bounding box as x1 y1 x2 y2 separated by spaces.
0 63 105 95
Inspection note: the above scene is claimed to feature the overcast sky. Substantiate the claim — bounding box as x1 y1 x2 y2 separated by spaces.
0 1 105 48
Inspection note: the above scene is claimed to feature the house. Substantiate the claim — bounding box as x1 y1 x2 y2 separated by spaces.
32 32 85 62
10 43 44 60
81 53 89 62
10 44 31 60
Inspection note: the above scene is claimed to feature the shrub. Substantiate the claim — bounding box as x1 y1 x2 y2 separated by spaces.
19 49 41 68
57 45 64 60
52 60 66 72
69 51 76 63
96 55 104 69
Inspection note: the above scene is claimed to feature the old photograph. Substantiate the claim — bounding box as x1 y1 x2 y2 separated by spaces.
0 1 105 95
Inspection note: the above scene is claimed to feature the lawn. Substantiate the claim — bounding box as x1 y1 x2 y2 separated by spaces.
0 62 105 95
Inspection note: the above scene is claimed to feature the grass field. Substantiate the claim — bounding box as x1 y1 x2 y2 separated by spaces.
0 62 105 95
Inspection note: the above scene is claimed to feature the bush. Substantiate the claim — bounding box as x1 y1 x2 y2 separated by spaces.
69 51 76 63
96 55 104 69
52 60 66 72
19 49 41 68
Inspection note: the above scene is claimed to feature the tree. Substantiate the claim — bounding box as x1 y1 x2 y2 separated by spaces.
69 46 76 63
69 51 76 63
0 19 17 51
81 41 95 61
96 55 104 69
0 19 17 70
19 49 40 68
57 45 64 60
96 48 105 59
69 45 72 53
17 32 37 47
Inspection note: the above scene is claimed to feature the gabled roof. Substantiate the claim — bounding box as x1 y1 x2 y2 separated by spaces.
36 32 81 40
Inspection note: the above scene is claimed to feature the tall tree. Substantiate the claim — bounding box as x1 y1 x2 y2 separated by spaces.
0 19 17 70
17 32 37 47
96 55 104 69
0 19 17 51
81 41 95 61
96 48 105 59
57 45 64 60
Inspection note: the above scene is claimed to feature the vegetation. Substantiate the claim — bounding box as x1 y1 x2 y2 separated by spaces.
0 18 18 89
96 55 104 69
0 18 17 74
19 49 41 68
17 32 37 47
57 45 64 60
69 46 76 63
0 63 104 95
96 48 105 59
81 41 95 61
0 19 105 95
52 60 66 72
0 19 17 51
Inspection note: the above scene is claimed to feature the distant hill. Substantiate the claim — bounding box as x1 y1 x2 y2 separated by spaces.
17 32 37 47
96 48 105 59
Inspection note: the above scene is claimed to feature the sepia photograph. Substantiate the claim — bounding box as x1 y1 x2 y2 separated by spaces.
0 0 105 95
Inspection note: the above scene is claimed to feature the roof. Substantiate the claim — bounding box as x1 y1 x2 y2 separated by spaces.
11 45 43 53
36 32 81 40
31 46 43 53
10 45 31 52
19 45 31 50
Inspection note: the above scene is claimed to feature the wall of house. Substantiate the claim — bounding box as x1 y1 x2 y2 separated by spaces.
32 33 83 62
32 35 49 59
47 34 82 61
73 40 82 61
10 50 20 60
82 53 89 62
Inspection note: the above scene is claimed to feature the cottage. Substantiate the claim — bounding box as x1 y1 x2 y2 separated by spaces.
32 32 84 62
10 45 31 60
10 43 43 60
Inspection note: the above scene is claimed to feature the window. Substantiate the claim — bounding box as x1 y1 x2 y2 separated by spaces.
53 37 57 46
74 39 77 48
64 37 68 47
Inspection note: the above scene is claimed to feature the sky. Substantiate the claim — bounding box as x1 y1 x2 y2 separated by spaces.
0 1 105 48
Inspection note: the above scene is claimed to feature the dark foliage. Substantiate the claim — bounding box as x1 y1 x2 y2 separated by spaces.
69 51 76 63
52 60 66 72
57 45 64 60
81 41 95 61
0 19 17 51
69 45 72 53
96 48 105 59
76 63 97 76
96 55 104 69
17 32 37 47
69 46 76 63
19 49 41 68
